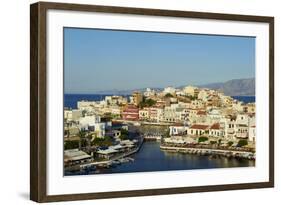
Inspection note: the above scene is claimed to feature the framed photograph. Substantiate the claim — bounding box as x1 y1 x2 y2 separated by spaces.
30 1 274 202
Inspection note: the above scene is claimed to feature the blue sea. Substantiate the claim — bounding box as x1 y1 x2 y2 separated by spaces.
232 96 255 104
64 94 255 109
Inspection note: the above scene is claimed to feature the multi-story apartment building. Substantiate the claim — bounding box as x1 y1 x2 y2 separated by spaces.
122 104 139 121
78 115 106 138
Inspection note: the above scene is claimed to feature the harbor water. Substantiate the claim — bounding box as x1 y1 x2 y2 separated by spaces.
65 141 255 175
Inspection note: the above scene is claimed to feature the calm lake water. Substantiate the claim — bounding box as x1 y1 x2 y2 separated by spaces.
100 141 254 174
66 141 255 175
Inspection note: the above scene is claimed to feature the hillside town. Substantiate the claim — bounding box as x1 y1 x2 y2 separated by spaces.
64 85 256 173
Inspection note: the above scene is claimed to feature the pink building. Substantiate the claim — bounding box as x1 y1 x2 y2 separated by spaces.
122 105 139 121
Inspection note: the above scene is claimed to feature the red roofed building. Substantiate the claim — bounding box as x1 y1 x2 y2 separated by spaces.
122 105 139 121
188 124 209 136
197 110 207 116
210 123 220 129
209 123 223 137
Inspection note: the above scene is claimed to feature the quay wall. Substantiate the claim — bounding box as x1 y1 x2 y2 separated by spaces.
160 145 255 160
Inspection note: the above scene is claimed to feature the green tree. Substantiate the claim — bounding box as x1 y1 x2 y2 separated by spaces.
120 128 129 140
165 93 173 98
227 141 234 147
198 136 208 143
120 128 129 135
120 134 128 140
145 99 156 107
237 139 248 147
210 141 217 145
139 98 157 108
92 136 113 147
64 140 80 150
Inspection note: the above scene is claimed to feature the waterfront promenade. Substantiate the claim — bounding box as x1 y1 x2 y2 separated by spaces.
160 144 255 160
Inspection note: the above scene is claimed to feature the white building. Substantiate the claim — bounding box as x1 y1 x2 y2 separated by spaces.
235 114 249 139
232 101 244 112
183 86 198 97
220 114 252 140
77 101 95 110
207 108 222 124
175 90 185 96
147 107 162 122
144 88 156 97
155 107 164 122
64 109 82 121
78 115 106 138
249 126 256 142
198 89 209 102
163 103 184 122
220 116 236 140
64 110 72 121
105 95 127 105
169 124 188 136
163 105 177 122
139 108 150 120
219 95 233 107
191 99 205 109
163 86 176 95
188 124 209 136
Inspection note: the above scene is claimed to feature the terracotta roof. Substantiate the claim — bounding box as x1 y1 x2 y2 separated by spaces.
197 110 206 115
190 124 209 130
172 123 184 127
210 123 220 130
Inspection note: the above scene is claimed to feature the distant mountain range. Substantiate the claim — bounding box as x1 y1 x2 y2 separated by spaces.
92 78 255 96
198 78 255 96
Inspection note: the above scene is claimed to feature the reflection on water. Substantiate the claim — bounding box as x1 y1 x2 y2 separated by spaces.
83 141 255 175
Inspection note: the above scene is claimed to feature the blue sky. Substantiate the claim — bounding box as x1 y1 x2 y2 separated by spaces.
64 27 255 94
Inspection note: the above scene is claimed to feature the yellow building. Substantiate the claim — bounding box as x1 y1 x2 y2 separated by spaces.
132 91 143 106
